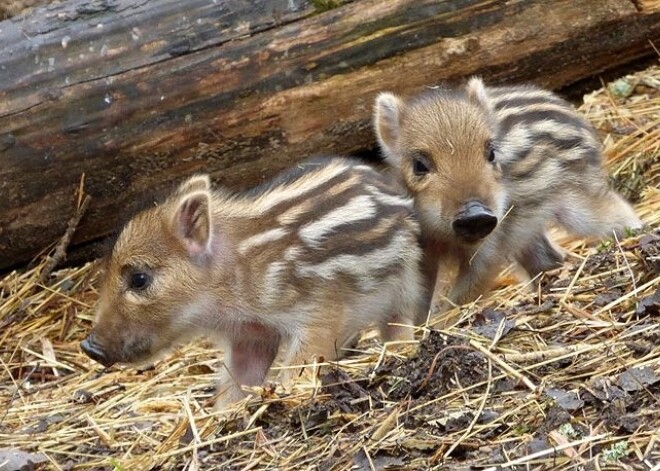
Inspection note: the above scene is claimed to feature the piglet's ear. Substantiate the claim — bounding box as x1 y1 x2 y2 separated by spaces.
176 174 211 197
465 77 493 114
373 92 405 167
171 190 212 257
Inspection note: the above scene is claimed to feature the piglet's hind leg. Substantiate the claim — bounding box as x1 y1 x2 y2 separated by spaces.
557 190 642 239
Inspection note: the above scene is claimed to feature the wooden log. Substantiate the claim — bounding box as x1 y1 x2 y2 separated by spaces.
0 0 659 270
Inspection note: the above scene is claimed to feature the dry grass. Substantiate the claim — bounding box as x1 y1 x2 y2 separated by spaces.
0 0 57 19
1 66 659 470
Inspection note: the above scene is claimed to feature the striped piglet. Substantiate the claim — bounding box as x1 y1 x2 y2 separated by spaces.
80 157 425 408
373 78 641 312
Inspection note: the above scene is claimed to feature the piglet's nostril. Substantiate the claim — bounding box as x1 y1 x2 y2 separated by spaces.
80 336 116 368
452 202 498 242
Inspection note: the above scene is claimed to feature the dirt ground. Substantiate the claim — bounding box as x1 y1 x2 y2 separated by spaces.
0 67 659 470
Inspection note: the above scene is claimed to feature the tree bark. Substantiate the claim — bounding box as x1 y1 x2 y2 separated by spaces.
0 0 658 270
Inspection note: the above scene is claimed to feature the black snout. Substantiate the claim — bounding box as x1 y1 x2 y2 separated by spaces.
452 201 498 242
80 335 115 368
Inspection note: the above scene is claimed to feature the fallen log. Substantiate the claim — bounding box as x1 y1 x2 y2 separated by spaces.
0 0 659 271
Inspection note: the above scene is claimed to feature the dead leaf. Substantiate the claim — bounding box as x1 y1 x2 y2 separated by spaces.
472 309 515 340
0 448 47 471
617 366 660 392
39 337 58 378
427 409 470 427
72 389 96 404
477 410 500 423
593 289 622 307
527 436 551 454
548 431 584 463
525 299 556 315
428 409 475 432
635 290 660 317
179 422 194 445
546 388 585 411
352 451 404 471
584 378 627 402
617 414 641 433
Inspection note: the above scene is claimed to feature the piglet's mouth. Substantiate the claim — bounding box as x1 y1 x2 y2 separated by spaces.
80 336 116 368
452 202 498 242
80 335 153 368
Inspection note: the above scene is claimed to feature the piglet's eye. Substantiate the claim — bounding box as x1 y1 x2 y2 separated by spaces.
411 152 432 176
129 272 151 291
485 141 496 163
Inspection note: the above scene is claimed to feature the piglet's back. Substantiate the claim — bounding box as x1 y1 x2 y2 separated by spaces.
486 84 604 195
226 157 421 311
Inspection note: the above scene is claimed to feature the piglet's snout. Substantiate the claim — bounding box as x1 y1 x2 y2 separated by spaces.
452 201 498 242
80 334 115 368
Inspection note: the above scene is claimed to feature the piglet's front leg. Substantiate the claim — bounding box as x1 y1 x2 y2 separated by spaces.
447 245 504 312
428 243 498 318
215 325 281 410
423 240 454 317
516 232 564 283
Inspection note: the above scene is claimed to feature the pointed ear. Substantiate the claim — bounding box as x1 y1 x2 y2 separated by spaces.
373 92 404 166
465 77 493 114
171 190 213 257
176 174 211 197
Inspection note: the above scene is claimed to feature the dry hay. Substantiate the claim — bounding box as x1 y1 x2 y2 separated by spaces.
1 66 659 471
0 0 57 20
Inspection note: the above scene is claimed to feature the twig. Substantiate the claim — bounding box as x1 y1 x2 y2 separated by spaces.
39 181 92 284
0 360 39 427
469 340 538 392
480 433 610 470
503 344 596 364
561 254 589 303
86 413 113 448
613 230 637 295
361 445 376 471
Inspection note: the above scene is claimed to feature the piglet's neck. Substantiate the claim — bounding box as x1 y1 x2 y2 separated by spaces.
189 262 249 330
190 216 253 310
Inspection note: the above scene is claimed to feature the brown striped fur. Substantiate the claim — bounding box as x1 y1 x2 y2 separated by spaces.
82 157 425 408
374 78 641 312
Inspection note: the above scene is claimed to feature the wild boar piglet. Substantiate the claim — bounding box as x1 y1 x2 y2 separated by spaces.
373 78 641 311
81 157 425 408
